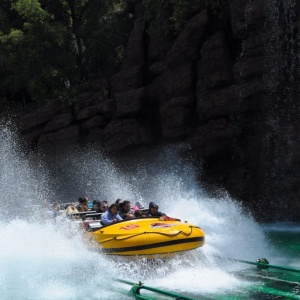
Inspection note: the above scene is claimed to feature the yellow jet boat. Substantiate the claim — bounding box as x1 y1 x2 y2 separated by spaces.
85 216 205 257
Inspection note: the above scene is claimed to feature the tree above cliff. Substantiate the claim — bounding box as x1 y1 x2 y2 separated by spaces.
0 0 132 110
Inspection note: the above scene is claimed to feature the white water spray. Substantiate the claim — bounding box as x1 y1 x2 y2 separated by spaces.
0 124 283 299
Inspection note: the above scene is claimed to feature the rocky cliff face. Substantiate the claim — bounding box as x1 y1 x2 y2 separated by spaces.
19 0 300 220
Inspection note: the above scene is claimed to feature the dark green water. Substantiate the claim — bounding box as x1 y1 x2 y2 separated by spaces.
215 222 300 300
264 222 300 263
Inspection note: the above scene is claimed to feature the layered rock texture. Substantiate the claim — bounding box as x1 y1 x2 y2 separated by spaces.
19 0 300 220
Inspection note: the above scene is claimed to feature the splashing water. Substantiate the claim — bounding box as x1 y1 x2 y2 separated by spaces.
0 123 291 299
0 121 52 220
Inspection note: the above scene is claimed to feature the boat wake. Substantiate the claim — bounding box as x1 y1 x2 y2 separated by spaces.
0 123 292 299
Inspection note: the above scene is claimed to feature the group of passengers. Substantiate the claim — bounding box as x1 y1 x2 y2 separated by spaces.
101 200 166 225
64 196 166 225
47 195 166 226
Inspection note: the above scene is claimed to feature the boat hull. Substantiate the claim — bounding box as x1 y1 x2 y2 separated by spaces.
85 217 205 257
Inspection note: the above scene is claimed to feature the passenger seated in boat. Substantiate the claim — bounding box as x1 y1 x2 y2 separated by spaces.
76 197 89 212
64 203 80 218
98 200 108 213
133 201 145 211
91 200 108 220
134 209 146 218
91 200 108 221
118 200 134 220
133 202 146 217
90 200 100 220
101 203 123 225
92 200 100 211
146 202 166 217
115 198 123 210
51 202 61 218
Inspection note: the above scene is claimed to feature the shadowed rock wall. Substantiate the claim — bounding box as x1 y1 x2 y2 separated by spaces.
19 0 300 220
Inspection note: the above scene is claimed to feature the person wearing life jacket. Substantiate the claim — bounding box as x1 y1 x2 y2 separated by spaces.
146 201 166 217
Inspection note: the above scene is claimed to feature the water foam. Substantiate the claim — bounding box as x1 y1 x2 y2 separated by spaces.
0 123 287 299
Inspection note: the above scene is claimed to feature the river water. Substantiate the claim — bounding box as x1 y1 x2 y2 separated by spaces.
0 124 299 299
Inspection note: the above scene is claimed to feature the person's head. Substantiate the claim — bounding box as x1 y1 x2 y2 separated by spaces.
115 199 122 205
65 204 78 214
79 197 87 205
149 201 159 215
99 200 108 212
52 202 60 211
109 203 118 214
68 204 76 211
115 198 124 210
123 200 131 212
92 200 100 208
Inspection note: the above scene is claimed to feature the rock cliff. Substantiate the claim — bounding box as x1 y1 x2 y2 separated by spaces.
19 0 300 220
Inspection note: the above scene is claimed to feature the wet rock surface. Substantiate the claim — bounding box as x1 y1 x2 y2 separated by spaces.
18 0 300 221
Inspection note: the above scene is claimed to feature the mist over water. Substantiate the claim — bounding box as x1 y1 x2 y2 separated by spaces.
0 122 52 220
0 123 290 299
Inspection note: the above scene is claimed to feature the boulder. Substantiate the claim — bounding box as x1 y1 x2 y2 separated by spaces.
82 115 107 130
198 31 233 89
233 56 269 80
197 79 266 121
89 78 110 91
76 106 98 121
20 105 62 132
97 99 116 119
160 95 195 137
44 112 73 133
102 119 151 151
166 9 208 65
85 127 104 145
75 92 93 108
159 61 194 100
148 61 164 76
122 6 145 69
38 125 79 154
110 66 144 94
115 87 145 118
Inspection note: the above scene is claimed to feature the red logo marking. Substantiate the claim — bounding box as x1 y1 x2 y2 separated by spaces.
119 224 140 230
150 223 172 228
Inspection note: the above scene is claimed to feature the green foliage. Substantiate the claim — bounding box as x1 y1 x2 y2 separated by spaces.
210 0 228 18
170 0 191 32
0 0 131 109
12 0 49 21
142 0 192 37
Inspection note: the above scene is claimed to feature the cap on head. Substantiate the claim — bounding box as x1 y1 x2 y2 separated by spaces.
149 201 158 209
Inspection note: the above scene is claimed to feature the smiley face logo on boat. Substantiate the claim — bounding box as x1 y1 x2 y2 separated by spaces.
119 224 140 230
150 223 174 228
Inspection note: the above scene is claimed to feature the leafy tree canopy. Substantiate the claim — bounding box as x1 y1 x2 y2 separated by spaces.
0 0 132 110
